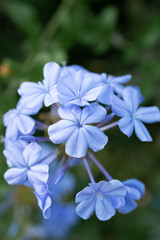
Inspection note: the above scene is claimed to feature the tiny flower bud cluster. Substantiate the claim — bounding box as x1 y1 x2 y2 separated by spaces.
3 62 160 221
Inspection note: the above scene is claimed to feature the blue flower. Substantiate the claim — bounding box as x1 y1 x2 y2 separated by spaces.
57 69 103 106
4 142 49 186
112 87 160 141
48 103 108 157
75 180 126 221
118 179 145 214
3 101 36 140
18 62 60 111
97 73 132 105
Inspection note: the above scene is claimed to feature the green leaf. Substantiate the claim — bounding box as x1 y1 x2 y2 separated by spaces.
5 1 42 38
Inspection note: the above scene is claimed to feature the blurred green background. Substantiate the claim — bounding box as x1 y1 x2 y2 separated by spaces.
0 0 160 239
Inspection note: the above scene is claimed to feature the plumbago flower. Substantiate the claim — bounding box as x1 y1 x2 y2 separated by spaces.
18 62 60 112
48 103 108 157
4 142 49 187
3 100 36 140
2 61 160 223
57 69 103 106
97 73 132 105
112 87 160 141
75 180 126 220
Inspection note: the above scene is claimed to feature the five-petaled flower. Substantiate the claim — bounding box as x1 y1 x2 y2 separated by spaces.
18 62 60 112
4 142 49 187
112 87 160 141
75 180 126 220
48 103 108 157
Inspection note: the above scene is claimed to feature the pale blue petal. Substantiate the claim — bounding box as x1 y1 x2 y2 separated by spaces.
99 180 126 197
109 197 125 209
28 164 49 184
123 179 145 200
76 187 95 203
97 84 114 105
44 86 59 106
65 128 88 158
95 195 115 221
4 168 27 185
134 106 160 123
19 94 45 112
3 144 25 168
20 105 39 116
111 96 130 117
17 115 35 135
73 70 86 96
110 74 132 84
58 105 81 123
57 72 77 104
3 109 17 126
18 81 45 96
23 143 42 166
112 83 124 96
82 85 103 102
76 195 96 219
81 103 106 124
34 183 52 219
134 119 152 142
83 126 108 152
5 120 19 140
118 117 134 137
118 194 137 214
122 87 142 113
78 72 103 98
43 62 60 89
48 120 77 144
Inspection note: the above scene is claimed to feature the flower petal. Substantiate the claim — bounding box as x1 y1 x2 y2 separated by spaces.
110 74 132 84
58 105 81 123
112 96 130 117
65 128 88 158
134 106 160 123
134 119 152 142
81 103 106 124
5 119 19 140
97 84 114 105
48 120 77 144
118 117 134 137
4 168 27 185
43 62 60 89
99 180 126 197
83 126 108 152
76 186 95 203
76 195 96 220
3 109 17 126
28 164 49 184
23 142 42 166
18 81 45 96
3 144 25 168
95 195 115 221
118 194 137 214
123 179 145 200
122 87 142 113
17 115 35 135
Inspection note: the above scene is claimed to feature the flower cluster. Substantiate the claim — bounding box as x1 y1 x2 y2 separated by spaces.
3 62 160 221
